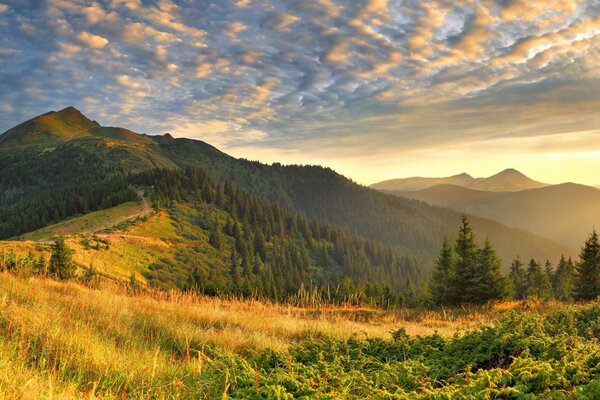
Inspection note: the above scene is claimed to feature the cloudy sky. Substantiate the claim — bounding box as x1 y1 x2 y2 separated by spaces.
1 0 600 185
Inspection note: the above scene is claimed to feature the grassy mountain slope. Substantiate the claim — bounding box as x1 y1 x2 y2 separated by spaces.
0 106 99 148
0 107 573 270
394 182 600 248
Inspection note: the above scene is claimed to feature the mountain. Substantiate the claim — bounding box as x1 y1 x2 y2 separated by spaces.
370 173 478 192
391 183 600 249
371 168 548 192
0 106 99 147
0 107 573 280
468 168 548 192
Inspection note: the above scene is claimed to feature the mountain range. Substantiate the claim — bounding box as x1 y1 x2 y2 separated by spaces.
0 107 575 293
371 168 548 193
372 171 600 249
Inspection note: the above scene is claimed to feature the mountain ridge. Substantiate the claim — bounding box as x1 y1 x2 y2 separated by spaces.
371 168 548 192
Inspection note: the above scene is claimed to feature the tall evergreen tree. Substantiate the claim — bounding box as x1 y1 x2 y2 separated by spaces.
509 257 528 300
452 216 479 303
476 238 504 303
526 259 552 300
429 237 454 305
49 237 75 280
229 249 242 295
553 255 575 301
208 221 225 253
574 230 600 300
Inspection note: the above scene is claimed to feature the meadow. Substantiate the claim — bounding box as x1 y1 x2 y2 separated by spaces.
1 272 599 399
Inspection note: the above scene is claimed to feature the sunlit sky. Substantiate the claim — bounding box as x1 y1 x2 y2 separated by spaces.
1 0 600 185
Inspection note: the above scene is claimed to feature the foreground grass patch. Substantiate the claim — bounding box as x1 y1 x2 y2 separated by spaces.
0 273 598 399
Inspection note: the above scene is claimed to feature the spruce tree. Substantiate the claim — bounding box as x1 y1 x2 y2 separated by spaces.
574 230 600 300
526 259 552 300
230 249 242 295
476 238 504 303
49 237 75 280
453 216 479 303
509 257 528 300
553 255 575 301
429 237 454 305
208 221 224 253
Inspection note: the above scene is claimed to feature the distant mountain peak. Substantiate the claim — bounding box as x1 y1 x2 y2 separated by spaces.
467 168 547 192
371 168 547 193
494 168 526 177
453 172 473 179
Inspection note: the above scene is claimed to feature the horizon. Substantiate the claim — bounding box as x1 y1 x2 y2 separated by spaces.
1 1 600 186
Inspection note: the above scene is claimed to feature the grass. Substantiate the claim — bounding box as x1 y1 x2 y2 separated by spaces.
1 272 597 398
17 201 146 242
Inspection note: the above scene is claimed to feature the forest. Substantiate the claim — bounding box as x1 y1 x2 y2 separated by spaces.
2 165 599 309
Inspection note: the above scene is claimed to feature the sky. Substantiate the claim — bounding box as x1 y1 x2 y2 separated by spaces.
1 0 600 186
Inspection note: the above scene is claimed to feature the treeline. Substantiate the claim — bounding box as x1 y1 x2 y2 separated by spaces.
0 179 136 238
133 168 426 306
430 218 600 305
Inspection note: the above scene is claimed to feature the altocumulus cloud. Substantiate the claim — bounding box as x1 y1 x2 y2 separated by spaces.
0 0 599 183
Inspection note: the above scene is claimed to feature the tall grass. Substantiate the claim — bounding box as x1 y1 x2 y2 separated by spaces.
0 272 580 398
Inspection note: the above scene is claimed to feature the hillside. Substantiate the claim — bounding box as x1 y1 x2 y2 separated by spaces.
0 107 574 280
394 183 600 248
372 168 548 192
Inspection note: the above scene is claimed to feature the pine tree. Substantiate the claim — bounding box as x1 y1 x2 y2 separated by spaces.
476 238 504 303
509 257 528 300
553 255 575 301
230 249 242 295
429 237 454 305
208 221 224 253
49 237 75 280
452 216 479 304
526 259 552 300
574 230 600 300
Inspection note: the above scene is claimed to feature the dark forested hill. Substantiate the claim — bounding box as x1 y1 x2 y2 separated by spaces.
0 107 573 266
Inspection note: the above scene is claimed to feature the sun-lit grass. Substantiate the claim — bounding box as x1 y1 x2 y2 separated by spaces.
17 201 145 242
0 272 584 399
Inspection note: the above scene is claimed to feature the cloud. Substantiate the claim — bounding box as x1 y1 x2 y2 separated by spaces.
116 75 142 89
269 12 299 33
76 31 109 49
1 0 600 186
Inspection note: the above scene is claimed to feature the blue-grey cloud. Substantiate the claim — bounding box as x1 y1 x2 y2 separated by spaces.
0 0 599 181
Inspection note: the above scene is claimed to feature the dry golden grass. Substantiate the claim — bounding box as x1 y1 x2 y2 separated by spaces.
0 271 576 399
